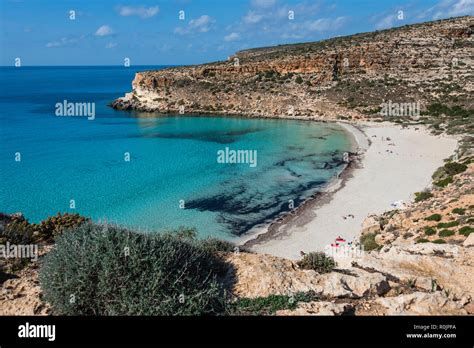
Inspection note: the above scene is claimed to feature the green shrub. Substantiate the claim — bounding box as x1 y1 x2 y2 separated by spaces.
443 162 467 176
0 219 33 244
227 291 318 315
459 226 474 237
297 252 336 273
452 208 465 215
437 221 459 228
228 295 295 315
432 239 447 244
295 76 304 84
39 222 227 315
416 238 430 243
431 166 446 181
34 213 87 242
438 229 455 237
199 238 236 254
424 227 436 236
360 233 380 251
415 191 433 202
434 176 453 188
425 214 442 222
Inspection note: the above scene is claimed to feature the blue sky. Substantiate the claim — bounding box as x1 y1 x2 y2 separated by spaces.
1 0 472 66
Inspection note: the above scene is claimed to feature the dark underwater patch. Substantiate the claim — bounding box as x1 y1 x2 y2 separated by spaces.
186 177 326 236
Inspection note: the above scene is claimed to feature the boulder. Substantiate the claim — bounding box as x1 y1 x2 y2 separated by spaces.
357 292 467 315
375 232 395 245
352 244 474 299
463 233 474 247
224 252 390 299
223 252 320 298
316 269 390 298
361 216 381 235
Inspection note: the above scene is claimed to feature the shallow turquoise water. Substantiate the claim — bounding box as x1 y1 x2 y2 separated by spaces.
0 66 352 239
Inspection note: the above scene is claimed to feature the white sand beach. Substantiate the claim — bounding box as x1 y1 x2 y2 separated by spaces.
248 122 458 260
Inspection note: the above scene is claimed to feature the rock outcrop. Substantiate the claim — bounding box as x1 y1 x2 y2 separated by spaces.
112 16 473 132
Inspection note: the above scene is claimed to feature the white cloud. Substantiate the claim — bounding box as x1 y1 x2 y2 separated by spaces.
118 5 159 19
375 14 399 29
95 25 113 37
105 42 117 49
433 0 474 19
224 32 241 42
251 0 276 8
45 37 78 48
189 15 214 31
225 3 346 46
307 16 346 32
244 11 264 24
175 15 215 35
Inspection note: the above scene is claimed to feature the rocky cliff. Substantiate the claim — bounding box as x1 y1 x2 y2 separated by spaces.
112 16 473 132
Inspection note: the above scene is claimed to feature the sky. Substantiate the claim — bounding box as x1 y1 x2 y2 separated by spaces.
1 0 473 66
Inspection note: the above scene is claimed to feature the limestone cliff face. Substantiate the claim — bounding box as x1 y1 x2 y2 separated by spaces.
112 16 473 121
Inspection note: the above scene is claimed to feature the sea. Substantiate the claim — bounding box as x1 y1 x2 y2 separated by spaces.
0 66 352 240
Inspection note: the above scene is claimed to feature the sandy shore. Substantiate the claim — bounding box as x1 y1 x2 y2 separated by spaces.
245 121 458 260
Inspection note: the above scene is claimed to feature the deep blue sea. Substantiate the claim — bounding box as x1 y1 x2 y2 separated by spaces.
0 66 352 239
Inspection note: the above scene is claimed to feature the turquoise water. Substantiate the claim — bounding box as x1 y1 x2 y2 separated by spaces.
0 66 352 239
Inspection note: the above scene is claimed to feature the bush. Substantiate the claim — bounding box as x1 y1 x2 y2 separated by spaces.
297 252 336 273
199 238 236 254
228 295 296 315
432 239 446 244
34 213 87 242
416 238 430 243
459 226 474 237
425 214 442 222
360 233 380 251
227 291 318 315
437 221 459 228
295 76 304 84
39 222 227 315
0 218 33 244
415 191 433 202
452 208 465 215
443 162 467 176
424 227 436 236
438 229 455 237
434 176 453 188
